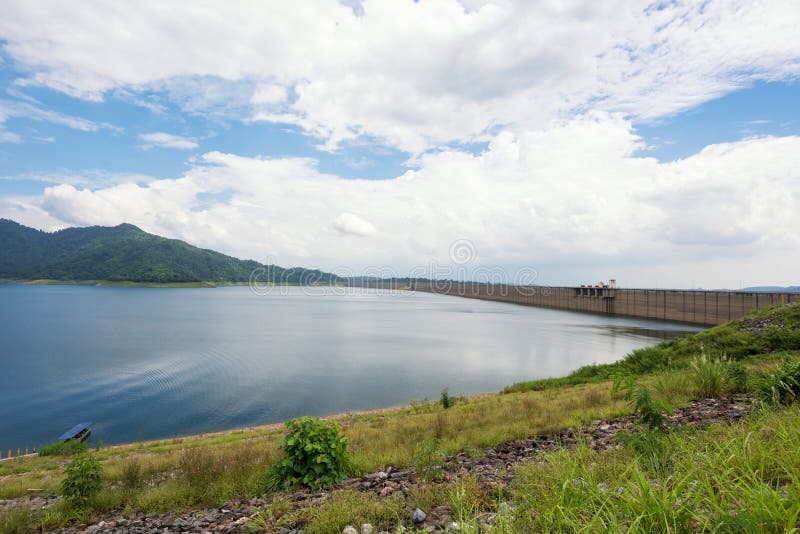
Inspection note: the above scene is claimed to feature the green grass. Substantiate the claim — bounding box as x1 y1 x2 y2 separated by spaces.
508 406 800 532
505 304 800 393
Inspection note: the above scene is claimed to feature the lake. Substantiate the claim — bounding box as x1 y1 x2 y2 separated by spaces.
0 284 700 451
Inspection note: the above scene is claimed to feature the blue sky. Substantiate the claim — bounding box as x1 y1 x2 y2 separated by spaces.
3 75 798 196
0 1 798 288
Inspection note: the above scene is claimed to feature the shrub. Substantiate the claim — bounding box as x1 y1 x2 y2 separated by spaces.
756 357 800 406
723 361 749 393
440 388 454 409
270 417 350 490
412 438 446 481
38 440 87 457
612 375 671 430
62 452 102 505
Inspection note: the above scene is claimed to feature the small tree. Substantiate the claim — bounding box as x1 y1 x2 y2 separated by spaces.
271 416 350 490
62 452 102 506
440 388 453 409
612 375 672 430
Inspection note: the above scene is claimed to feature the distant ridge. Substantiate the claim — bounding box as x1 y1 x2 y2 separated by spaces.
741 286 800 294
0 219 339 284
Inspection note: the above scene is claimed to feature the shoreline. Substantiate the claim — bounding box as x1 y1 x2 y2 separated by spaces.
80 393 499 454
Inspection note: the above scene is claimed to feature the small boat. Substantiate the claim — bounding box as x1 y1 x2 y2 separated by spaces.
58 422 93 442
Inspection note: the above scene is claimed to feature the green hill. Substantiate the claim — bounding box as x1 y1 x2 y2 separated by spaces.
0 219 339 284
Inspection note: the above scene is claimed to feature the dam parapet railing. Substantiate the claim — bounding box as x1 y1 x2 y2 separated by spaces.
342 280 796 326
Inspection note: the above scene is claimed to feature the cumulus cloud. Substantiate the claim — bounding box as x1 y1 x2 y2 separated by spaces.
139 132 199 150
331 212 377 237
1 1 798 151
7 115 799 287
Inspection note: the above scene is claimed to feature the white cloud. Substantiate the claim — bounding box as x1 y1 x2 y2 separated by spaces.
6 115 799 287
331 212 377 237
0 130 22 143
139 132 198 150
250 84 288 105
1 1 797 152
0 99 119 135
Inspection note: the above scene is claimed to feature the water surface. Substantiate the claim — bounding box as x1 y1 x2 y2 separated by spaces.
0 285 700 450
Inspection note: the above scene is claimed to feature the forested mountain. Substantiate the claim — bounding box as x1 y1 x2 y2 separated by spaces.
0 219 339 284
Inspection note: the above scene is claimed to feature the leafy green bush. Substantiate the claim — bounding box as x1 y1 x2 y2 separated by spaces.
270 417 351 490
412 438 447 481
612 375 671 430
756 357 800 406
38 440 87 457
62 452 102 505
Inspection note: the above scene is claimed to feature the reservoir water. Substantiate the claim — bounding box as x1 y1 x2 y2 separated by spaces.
0 284 700 451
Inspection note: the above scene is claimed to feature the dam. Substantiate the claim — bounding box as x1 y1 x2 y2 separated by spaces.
349 280 796 326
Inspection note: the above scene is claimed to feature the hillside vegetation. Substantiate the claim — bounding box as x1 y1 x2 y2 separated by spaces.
0 219 338 284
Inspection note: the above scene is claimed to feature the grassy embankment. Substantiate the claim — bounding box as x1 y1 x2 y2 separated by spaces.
1 304 799 532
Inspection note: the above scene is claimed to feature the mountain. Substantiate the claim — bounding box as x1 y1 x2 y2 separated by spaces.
742 286 800 293
0 219 339 284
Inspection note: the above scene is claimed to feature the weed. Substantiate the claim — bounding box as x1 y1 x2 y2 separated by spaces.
448 474 485 523
723 360 749 392
617 429 672 474
62 452 102 506
412 438 446 481
689 350 727 398
179 448 223 489
756 357 800 406
612 375 671 430
298 490 403 534
0 506 33 534
121 458 143 489
38 440 87 457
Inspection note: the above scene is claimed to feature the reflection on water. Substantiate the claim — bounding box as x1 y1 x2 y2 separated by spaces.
573 324 696 341
0 285 701 450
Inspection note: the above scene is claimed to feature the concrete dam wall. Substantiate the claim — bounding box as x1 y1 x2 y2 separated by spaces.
350 280 796 326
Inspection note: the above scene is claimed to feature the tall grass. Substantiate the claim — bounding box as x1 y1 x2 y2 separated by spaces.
510 407 800 532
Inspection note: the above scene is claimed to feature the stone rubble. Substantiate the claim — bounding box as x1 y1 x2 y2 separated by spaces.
41 395 752 533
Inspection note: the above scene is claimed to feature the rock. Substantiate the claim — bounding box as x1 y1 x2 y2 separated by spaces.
497 501 513 514
361 523 374 534
343 526 358 534
412 508 426 524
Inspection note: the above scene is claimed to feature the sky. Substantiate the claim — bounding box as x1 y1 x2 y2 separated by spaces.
0 0 799 289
